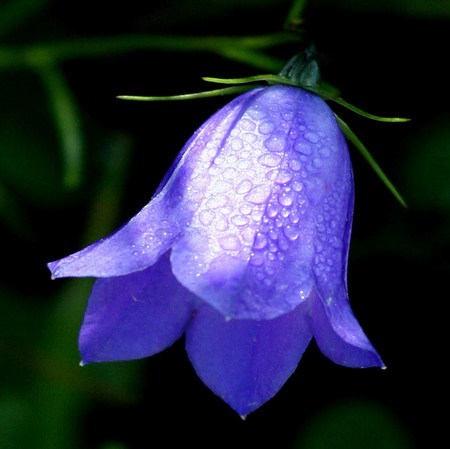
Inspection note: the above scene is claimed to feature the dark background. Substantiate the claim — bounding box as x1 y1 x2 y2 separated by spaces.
1 1 447 448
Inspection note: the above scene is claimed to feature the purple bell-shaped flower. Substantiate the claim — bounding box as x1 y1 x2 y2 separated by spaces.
48 57 384 416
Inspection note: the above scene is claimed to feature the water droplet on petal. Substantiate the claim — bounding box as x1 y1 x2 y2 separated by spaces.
239 118 256 131
289 159 302 171
236 179 253 194
199 209 215 226
222 167 237 180
266 203 278 218
294 141 312 155
258 153 282 167
304 132 320 143
283 225 299 241
207 194 228 209
265 132 288 152
231 138 243 151
279 191 294 207
258 121 275 135
292 181 303 192
215 214 229 231
313 158 323 168
219 234 241 251
231 214 250 226
253 232 268 249
244 185 271 204
239 203 252 215
243 132 257 143
266 169 293 184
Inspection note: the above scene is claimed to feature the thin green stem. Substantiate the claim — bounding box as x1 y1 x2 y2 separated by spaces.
37 63 84 188
0 32 297 70
284 0 309 30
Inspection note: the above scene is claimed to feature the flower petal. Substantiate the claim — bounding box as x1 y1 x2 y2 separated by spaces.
311 289 384 367
299 118 384 367
48 88 263 279
185 301 313 416
79 252 198 364
171 86 351 320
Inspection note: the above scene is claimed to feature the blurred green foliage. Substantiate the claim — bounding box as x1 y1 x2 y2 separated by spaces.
1 0 448 448
294 400 413 449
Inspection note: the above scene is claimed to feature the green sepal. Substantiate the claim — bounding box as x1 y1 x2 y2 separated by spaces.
335 114 407 208
117 85 255 101
202 75 409 123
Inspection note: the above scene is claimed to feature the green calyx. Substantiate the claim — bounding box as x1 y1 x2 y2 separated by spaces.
118 51 408 207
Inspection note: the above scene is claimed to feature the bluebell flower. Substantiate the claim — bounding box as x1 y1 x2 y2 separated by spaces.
48 84 384 416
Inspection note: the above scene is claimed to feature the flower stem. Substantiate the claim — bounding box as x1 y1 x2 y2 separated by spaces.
0 33 297 70
284 0 309 30
36 63 84 189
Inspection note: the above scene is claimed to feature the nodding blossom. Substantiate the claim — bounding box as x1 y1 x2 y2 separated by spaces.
48 82 384 417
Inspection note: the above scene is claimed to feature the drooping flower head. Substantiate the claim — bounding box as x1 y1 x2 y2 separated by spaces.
48 54 384 417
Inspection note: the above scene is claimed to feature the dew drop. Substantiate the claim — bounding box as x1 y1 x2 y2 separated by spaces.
231 214 250 226
219 234 241 251
215 214 228 231
247 105 266 121
278 238 290 251
236 179 253 194
280 207 290 218
243 132 257 143
239 203 252 215
258 121 275 135
313 158 323 168
265 132 288 152
239 118 256 131
231 138 243 151
237 159 250 170
207 194 228 209
269 229 278 240
279 191 294 207
304 132 320 143
222 167 237 180
253 232 268 249
289 159 302 171
291 181 302 192
283 225 299 241
244 185 271 204
266 169 293 184
258 153 282 167
199 209 215 226
294 141 312 155
266 202 278 218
